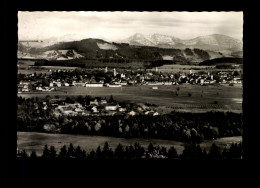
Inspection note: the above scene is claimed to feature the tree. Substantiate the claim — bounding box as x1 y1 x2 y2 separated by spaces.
108 95 115 103
159 146 168 157
95 146 102 158
167 146 178 159
102 142 113 158
65 97 74 104
30 151 37 158
221 147 229 159
208 144 222 159
114 144 125 158
76 96 84 104
67 143 75 158
147 143 155 154
49 146 57 157
18 149 28 157
125 145 135 159
58 145 67 158
202 149 208 159
134 143 145 158
228 143 242 159
75 146 86 158
42 145 50 157
181 144 203 159
45 95 51 102
87 150 96 159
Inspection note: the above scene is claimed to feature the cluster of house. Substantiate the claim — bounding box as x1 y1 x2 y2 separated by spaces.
44 97 160 117
217 71 242 85
17 80 56 93
17 68 243 93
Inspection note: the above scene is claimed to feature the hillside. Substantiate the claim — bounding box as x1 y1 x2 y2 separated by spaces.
18 35 244 67
199 57 243 66
18 39 216 64
122 33 243 52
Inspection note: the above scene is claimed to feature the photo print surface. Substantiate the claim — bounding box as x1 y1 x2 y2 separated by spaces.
17 11 243 159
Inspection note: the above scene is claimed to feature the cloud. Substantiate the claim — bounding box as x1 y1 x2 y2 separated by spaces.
18 11 243 41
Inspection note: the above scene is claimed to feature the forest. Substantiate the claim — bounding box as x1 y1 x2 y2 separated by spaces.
17 96 242 143
17 141 242 159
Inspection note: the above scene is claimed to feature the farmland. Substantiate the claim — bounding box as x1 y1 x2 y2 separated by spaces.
148 64 242 73
18 84 242 113
17 131 242 156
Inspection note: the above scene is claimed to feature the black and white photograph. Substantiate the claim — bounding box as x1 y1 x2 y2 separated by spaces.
16 11 243 159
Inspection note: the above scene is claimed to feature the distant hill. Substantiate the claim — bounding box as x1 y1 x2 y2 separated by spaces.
199 57 243 66
231 51 243 58
122 33 243 52
18 36 242 65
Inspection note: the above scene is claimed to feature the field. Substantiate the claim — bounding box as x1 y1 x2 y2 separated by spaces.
17 131 242 156
18 84 242 113
148 64 241 73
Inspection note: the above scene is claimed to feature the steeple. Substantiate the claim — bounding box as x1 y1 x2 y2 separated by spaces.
113 68 117 77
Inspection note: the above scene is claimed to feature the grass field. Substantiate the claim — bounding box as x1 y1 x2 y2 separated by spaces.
148 65 211 73
18 84 242 113
17 131 242 156
148 64 241 73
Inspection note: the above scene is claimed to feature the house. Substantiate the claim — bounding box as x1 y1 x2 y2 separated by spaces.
105 104 119 111
36 87 43 91
200 79 205 85
91 106 99 113
121 74 126 78
118 107 127 112
43 124 56 132
100 99 107 105
22 88 29 92
90 98 99 106
85 83 103 87
108 84 122 87
164 82 172 85
128 110 136 116
145 110 154 115
63 110 77 116
53 81 61 87
153 112 160 116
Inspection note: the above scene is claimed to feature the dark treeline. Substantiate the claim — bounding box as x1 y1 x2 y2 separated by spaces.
148 60 176 68
35 60 86 68
194 48 210 60
199 57 243 66
17 96 242 143
17 142 242 159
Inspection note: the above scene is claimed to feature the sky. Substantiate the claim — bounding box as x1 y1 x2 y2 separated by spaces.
18 11 243 41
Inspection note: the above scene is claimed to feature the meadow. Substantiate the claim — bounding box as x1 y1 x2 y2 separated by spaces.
18 84 242 113
17 131 242 156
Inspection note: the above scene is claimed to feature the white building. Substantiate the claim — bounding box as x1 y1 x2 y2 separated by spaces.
105 105 118 111
108 84 122 87
85 83 103 87
128 110 136 116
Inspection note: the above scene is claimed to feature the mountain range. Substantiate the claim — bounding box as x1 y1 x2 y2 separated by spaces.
122 33 243 51
18 33 243 63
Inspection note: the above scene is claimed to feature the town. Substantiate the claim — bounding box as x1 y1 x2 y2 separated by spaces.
17 67 242 93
